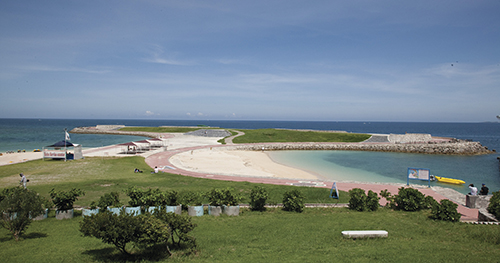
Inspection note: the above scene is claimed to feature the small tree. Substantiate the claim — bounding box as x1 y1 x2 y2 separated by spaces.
49 188 85 211
180 191 204 207
165 190 180 206
152 209 197 248
250 186 268 212
0 187 45 241
80 210 170 255
487 191 500 220
282 189 304 213
205 188 225 207
430 199 461 222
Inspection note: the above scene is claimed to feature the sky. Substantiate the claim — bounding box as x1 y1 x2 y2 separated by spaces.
1 1 499 122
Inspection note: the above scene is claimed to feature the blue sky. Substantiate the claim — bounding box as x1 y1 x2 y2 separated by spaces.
1 1 499 122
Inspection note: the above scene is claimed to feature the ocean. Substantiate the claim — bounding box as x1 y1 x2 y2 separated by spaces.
1 118 499 194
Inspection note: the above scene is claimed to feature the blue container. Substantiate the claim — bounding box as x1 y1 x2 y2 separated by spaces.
82 208 99 217
188 205 204 216
107 207 121 215
166 205 182 215
125 206 141 216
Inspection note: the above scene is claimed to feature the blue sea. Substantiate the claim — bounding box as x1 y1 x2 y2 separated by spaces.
1 118 499 194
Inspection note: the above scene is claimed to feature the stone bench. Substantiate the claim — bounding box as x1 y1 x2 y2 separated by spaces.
341 230 388 239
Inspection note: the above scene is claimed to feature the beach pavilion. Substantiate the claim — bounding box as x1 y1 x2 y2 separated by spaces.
43 140 83 161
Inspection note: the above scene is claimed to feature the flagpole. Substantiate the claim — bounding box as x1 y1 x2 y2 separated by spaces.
64 128 67 162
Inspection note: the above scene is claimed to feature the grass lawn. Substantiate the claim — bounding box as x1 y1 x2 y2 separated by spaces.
231 129 371 143
1 157 499 262
1 207 499 262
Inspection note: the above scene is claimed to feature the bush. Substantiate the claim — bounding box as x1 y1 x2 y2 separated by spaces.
80 210 170 255
49 188 85 211
393 187 426 212
250 186 268 211
165 190 180 206
124 186 146 207
348 188 367 211
487 191 500 220
366 190 380 211
180 191 204 207
0 187 46 241
205 188 225 207
97 192 121 208
430 199 461 222
282 189 304 213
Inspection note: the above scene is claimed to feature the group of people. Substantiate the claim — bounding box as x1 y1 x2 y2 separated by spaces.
468 183 489 196
133 166 159 174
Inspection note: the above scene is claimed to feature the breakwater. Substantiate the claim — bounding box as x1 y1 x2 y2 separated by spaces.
222 140 493 155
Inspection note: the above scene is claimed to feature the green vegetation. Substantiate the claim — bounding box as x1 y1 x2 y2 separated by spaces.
0 187 46 241
348 188 380 212
232 128 371 143
487 191 500 220
282 189 305 213
1 158 498 261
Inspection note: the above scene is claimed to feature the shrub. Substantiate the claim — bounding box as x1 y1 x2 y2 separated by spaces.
180 191 204 207
165 190 180 206
430 199 461 222
424 195 439 210
393 187 426 212
221 188 242 206
366 190 380 211
205 188 225 207
0 187 46 241
124 186 146 207
80 210 170 255
49 188 85 210
348 188 367 211
250 186 269 211
282 189 304 213
487 191 500 220
97 192 121 208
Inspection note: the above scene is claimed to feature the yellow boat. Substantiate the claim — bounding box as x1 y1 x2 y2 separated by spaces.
434 176 465 185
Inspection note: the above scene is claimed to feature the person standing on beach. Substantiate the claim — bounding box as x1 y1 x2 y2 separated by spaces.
479 183 489 195
468 184 478 195
19 173 27 189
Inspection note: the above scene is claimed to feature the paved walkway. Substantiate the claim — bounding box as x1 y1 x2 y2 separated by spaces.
145 142 480 222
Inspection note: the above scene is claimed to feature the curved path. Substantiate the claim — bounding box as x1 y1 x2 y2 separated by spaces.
145 135 480 222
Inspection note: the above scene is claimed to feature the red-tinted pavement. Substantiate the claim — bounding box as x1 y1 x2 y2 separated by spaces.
145 145 479 222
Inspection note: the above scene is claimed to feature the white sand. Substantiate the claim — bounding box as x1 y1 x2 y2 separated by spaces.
169 149 318 180
0 152 43 166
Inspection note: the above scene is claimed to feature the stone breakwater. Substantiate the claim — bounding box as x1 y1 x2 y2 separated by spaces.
222 140 493 155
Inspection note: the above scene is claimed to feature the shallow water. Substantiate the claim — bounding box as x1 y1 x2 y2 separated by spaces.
270 150 500 194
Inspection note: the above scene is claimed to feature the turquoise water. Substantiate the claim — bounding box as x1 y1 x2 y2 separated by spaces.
269 150 500 194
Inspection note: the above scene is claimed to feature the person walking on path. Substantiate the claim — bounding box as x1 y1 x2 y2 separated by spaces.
479 183 489 195
468 184 478 195
19 173 27 189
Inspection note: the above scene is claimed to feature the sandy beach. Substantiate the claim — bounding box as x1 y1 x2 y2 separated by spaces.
169 149 318 180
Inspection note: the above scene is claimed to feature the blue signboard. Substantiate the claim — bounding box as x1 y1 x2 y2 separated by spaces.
407 167 431 187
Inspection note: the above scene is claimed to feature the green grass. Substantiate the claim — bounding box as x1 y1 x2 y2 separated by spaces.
233 129 371 143
0 157 347 208
2 158 499 262
1 208 499 262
